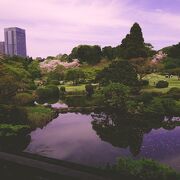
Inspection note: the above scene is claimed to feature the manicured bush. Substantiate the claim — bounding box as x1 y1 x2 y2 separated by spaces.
13 93 35 105
111 158 179 180
36 85 59 99
156 80 169 88
85 84 94 97
140 79 149 86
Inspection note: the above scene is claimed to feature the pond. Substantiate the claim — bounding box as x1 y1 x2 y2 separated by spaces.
24 112 180 171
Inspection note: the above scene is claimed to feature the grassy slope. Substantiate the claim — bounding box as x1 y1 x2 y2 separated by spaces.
142 73 180 93
61 60 109 93
26 106 55 128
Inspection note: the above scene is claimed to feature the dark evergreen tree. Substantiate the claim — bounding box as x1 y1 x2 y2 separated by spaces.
96 59 139 87
102 46 115 60
120 23 148 59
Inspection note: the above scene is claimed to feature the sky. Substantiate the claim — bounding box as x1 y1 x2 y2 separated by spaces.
0 0 180 58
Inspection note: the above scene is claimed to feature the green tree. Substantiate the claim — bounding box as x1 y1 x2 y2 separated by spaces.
70 45 102 64
120 23 148 59
166 68 180 80
129 58 152 80
168 43 180 59
47 65 65 82
0 74 19 99
65 68 85 85
27 61 41 79
102 46 114 60
96 59 139 87
102 83 130 111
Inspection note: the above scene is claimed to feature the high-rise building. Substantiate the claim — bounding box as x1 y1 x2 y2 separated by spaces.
4 27 27 57
0 42 5 55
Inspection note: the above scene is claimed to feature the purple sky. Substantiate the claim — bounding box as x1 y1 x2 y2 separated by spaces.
0 0 180 58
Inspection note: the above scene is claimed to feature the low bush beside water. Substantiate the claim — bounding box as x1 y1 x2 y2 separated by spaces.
26 106 55 128
144 97 180 117
0 124 30 137
107 158 180 180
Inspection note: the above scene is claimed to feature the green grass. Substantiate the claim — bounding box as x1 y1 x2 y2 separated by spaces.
0 124 30 137
142 73 180 93
26 106 55 128
63 84 86 92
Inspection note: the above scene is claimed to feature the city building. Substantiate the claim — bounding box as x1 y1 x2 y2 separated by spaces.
4 27 27 57
0 41 5 55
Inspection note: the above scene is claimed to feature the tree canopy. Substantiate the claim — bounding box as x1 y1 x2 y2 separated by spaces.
65 68 85 85
70 45 102 65
96 59 139 87
119 23 148 59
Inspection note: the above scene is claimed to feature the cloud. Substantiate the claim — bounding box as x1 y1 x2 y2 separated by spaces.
0 0 179 57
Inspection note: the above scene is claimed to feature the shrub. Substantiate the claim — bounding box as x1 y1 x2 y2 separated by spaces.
144 97 177 117
60 86 66 96
28 82 37 90
138 92 155 104
144 98 165 117
138 92 162 104
140 79 149 86
156 80 169 88
36 85 59 99
112 158 179 180
13 93 35 105
0 124 30 137
26 106 55 128
0 105 28 124
46 85 59 96
85 84 94 97
167 88 180 100
161 98 177 115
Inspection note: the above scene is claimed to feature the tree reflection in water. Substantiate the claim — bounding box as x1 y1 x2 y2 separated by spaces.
91 111 177 156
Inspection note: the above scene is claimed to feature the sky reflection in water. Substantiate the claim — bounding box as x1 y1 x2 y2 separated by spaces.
25 113 180 170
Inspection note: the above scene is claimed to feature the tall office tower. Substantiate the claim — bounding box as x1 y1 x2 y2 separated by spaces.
0 42 5 55
4 27 27 57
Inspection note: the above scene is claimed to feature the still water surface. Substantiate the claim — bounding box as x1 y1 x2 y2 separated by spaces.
25 113 180 171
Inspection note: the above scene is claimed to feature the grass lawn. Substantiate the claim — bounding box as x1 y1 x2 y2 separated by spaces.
142 73 180 93
63 84 86 92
